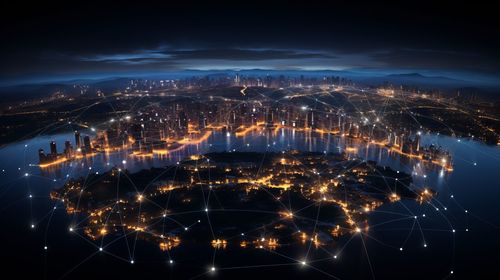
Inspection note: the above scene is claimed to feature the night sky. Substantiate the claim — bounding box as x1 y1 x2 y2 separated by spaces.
1 1 499 85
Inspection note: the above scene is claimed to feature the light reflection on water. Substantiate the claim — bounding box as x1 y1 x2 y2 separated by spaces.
1 128 500 278
1 128 493 192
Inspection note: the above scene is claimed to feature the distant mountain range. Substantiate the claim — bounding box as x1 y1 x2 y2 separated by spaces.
1 69 498 102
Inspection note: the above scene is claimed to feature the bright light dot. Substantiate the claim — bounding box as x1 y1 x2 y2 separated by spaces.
452 229 456 233
301 261 307 266
399 247 403 251
334 255 338 259
99 247 103 251
29 194 33 198
465 210 468 213
473 162 477 166
424 244 427 248
169 260 173 264
355 227 361 233
450 270 454 274
69 227 74 232
184 227 188 231
24 173 29 177
130 260 134 264
44 246 48 250
211 266 216 272
122 160 127 164
205 208 208 212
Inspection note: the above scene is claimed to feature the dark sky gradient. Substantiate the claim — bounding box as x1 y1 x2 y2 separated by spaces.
1 1 499 85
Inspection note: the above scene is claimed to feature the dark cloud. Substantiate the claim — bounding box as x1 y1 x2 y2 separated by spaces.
169 49 336 61
370 48 500 72
1 0 499 84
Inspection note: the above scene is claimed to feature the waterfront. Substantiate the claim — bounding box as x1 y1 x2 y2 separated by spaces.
1 129 499 279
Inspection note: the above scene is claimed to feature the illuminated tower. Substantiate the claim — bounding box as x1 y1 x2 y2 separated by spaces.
50 141 57 155
75 131 81 148
38 148 46 163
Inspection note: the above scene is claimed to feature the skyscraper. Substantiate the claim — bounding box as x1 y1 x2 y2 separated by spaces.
50 141 57 155
75 131 81 148
83 136 91 153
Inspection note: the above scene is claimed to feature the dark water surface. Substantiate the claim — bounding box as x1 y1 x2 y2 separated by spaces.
1 129 499 279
